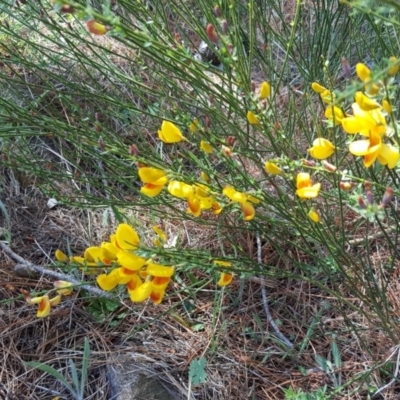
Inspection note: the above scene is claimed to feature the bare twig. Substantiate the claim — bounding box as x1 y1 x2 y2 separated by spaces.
0 240 112 299
256 232 294 348
372 345 400 399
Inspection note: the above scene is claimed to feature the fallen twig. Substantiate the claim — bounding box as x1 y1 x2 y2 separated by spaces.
0 240 112 298
256 232 294 349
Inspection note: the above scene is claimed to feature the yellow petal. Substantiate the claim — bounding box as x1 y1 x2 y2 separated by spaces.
153 226 167 241
126 274 143 293
217 272 233 286
382 99 392 114
264 161 282 175
37 295 51 318
308 138 335 160
141 183 165 197
356 63 371 82
348 139 373 156
55 249 69 263
129 282 153 302
200 140 213 154
151 276 171 289
158 121 186 143
311 82 327 93
187 194 201 217
49 294 62 306
325 106 344 125
189 118 199 133
341 116 364 134
117 267 138 284
247 111 260 125
150 288 166 304
296 183 321 199
115 223 140 250
100 242 119 263
308 210 320 223
117 251 147 271
212 201 223 214
241 201 255 221
259 81 271 99
138 167 168 184
53 280 73 296
296 173 312 189
355 91 381 111
96 270 121 291
388 56 399 76
378 143 399 169
146 263 174 278
84 247 103 263
168 181 193 198
223 186 247 203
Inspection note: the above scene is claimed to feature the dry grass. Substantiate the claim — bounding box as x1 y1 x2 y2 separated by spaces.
1 177 400 399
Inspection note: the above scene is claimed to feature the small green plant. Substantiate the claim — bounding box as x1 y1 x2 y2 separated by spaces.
25 337 91 400
283 386 327 400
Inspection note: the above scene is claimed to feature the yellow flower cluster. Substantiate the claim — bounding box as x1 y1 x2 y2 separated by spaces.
310 58 399 169
57 224 174 304
26 280 73 318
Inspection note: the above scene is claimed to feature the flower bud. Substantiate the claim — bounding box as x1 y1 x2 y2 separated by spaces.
129 144 139 156
380 187 394 207
221 145 232 157
322 160 337 172
308 209 320 223
226 136 236 147
213 5 221 18
339 181 353 191
206 23 219 43
204 115 211 127
364 181 372 192
251 81 256 93
365 191 374 205
302 159 316 167
388 56 399 76
358 196 367 209
221 19 228 34
341 57 351 79
86 20 108 35
98 138 105 150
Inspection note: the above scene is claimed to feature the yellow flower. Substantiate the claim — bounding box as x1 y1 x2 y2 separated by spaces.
27 295 61 318
247 111 260 125
214 260 233 286
138 167 168 197
324 106 344 125
311 82 327 93
168 181 193 198
264 161 282 175
55 249 69 263
115 223 140 250
223 186 257 220
341 103 386 137
355 91 381 111
296 173 321 199
153 226 167 247
53 281 73 296
356 63 371 82
117 251 147 271
146 263 175 278
189 118 199 132
129 281 153 302
308 209 320 223
311 83 334 104
200 140 213 154
349 131 399 169
259 81 271 99
382 99 392 114
97 269 121 291
308 138 335 159
158 121 187 143
388 56 399 76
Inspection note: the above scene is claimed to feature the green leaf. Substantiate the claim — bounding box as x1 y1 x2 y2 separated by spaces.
189 356 207 385
25 361 78 397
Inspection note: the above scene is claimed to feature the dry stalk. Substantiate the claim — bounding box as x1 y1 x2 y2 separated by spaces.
0 240 112 299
